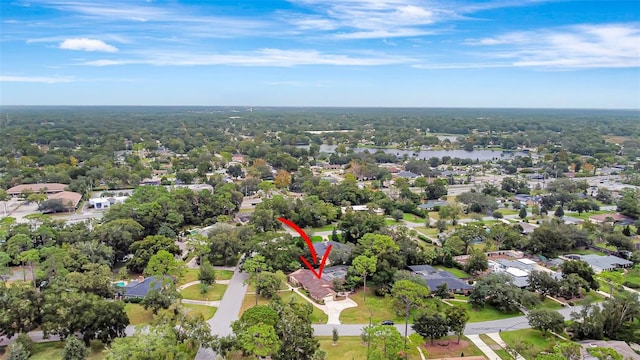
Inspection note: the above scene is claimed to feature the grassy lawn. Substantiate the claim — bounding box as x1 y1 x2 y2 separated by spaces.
310 224 337 233
422 335 486 359
570 248 605 255
182 303 217 320
13 341 106 360
403 213 425 222
433 265 471 279
479 334 512 360
567 210 616 219
414 226 439 237
216 270 234 280
574 291 607 305
239 292 328 324
124 303 154 325
452 302 522 323
532 298 564 311
180 283 227 301
178 268 199 285
180 268 233 284
318 336 422 360
339 288 445 324
500 328 561 360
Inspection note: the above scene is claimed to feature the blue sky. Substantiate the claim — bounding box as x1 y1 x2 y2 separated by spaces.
1 0 639 108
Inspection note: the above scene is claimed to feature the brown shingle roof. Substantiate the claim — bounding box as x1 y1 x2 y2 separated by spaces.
7 183 67 195
49 191 82 209
289 269 335 301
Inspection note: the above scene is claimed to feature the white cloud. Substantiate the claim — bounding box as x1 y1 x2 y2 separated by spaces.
0 75 73 83
79 48 414 67
464 23 640 69
59 38 118 52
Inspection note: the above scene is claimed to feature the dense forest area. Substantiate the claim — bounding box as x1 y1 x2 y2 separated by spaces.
0 106 638 190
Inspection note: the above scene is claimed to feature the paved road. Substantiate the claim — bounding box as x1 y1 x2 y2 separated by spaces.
194 268 248 360
311 305 582 337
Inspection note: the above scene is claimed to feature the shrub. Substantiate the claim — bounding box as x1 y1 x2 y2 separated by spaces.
124 297 143 304
623 281 640 289
15 334 33 356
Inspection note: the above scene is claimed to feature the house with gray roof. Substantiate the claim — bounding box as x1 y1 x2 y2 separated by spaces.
122 276 166 299
408 265 473 294
572 254 633 274
313 240 344 262
418 201 449 210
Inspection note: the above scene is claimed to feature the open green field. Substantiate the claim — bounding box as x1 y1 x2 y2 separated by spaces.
180 283 227 301
500 328 563 359
124 303 154 325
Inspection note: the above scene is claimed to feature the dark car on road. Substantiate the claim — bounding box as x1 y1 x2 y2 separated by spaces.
381 320 394 325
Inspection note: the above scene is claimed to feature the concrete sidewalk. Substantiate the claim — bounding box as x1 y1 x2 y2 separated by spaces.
466 334 502 360
487 332 525 360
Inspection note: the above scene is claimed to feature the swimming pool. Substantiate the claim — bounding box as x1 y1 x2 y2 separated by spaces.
115 281 126 287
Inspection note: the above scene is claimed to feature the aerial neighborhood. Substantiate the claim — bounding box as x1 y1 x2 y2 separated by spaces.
0 107 639 360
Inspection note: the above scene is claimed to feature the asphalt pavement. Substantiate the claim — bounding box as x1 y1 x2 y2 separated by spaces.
194 267 248 360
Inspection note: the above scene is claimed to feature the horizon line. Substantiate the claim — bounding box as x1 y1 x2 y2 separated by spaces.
0 105 638 111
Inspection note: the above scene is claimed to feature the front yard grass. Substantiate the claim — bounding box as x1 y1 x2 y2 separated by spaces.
179 268 233 285
479 334 512 360
339 288 444 324
414 226 439 237
124 303 154 325
403 213 424 222
422 335 485 359
500 328 562 359
310 224 337 233
182 303 217 320
180 283 227 301
317 336 422 360
452 302 522 323
532 298 564 311
574 291 607 305
19 341 106 360
239 292 328 324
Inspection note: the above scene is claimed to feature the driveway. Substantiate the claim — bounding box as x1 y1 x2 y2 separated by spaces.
194 268 248 360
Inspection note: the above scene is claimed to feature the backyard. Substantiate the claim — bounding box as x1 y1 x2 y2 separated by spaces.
124 303 154 325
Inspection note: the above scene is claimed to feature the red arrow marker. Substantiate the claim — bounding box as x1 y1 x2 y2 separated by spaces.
278 217 332 279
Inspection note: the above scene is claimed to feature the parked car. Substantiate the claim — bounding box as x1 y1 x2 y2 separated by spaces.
381 320 394 325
